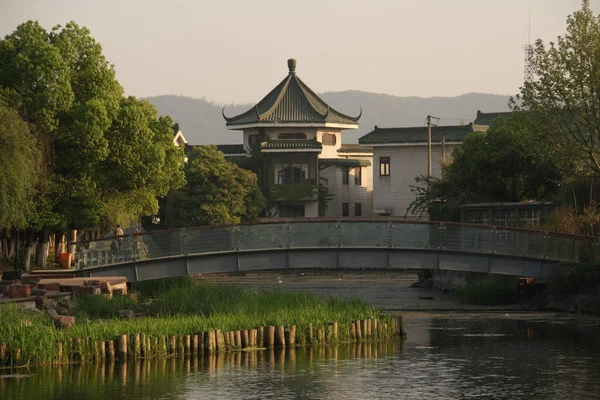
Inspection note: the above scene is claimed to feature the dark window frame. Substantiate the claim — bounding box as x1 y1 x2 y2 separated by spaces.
322 133 337 146
354 167 362 185
379 157 390 176
342 166 350 185
355 203 362 217
342 203 350 217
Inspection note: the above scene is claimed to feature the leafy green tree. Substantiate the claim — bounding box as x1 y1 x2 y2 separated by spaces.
408 118 561 220
0 21 186 268
164 146 266 227
511 0 600 179
0 102 39 230
99 97 186 229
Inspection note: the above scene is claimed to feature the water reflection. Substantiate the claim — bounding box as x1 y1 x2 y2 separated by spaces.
2 317 600 399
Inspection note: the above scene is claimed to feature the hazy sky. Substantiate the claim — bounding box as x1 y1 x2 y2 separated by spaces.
1 0 597 104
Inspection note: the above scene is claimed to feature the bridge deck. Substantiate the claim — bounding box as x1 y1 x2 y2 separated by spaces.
73 219 599 281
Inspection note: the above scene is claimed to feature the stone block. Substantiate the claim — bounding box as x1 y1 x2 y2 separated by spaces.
39 282 61 292
8 283 31 298
118 310 134 319
20 276 41 288
55 315 76 329
84 279 105 287
72 285 101 296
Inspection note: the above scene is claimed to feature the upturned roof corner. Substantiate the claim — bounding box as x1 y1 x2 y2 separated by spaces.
223 59 361 129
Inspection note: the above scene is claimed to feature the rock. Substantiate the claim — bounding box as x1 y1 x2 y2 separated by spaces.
1 270 22 281
8 283 31 298
118 310 134 319
46 308 59 320
35 295 51 307
20 276 41 288
55 301 76 315
31 288 47 296
54 315 76 329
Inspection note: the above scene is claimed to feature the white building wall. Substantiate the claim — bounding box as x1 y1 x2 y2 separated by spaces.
321 156 373 217
304 201 319 218
316 129 343 158
372 144 453 218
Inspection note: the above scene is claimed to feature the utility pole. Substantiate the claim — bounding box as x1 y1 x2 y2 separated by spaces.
426 115 439 178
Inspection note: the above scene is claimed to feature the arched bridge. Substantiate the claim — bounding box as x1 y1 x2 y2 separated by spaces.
73 219 599 282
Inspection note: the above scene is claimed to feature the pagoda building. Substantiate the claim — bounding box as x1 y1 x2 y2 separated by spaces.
222 59 372 218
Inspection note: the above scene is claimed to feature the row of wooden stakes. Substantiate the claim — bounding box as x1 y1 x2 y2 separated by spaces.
0 316 407 366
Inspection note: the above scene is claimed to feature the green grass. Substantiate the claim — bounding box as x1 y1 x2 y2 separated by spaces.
0 277 390 366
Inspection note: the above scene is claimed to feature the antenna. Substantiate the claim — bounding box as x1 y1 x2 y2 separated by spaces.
523 13 534 84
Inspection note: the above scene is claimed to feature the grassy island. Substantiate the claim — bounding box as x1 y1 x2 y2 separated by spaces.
1 277 398 367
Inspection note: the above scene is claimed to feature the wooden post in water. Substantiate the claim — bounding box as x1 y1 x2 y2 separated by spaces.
288 325 296 347
394 316 407 338
266 326 275 348
56 342 64 363
242 329 249 348
332 322 339 343
169 336 177 356
107 340 115 360
234 331 242 349
257 327 264 348
185 335 191 354
367 319 372 340
355 320 362 341
373 319 379 339
308 323 314 344
218 330 226 351
228 331 235 350
133 334 141 358
276 326 286 347
250 329 258 347
361 320 368 341
118 335 128 360
0 342 6 364
317 326 324 343
350 321 356 341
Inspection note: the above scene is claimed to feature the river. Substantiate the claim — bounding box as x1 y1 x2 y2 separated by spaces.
2 271 600 399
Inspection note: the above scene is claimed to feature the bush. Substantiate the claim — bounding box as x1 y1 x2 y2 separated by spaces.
454 280 516 305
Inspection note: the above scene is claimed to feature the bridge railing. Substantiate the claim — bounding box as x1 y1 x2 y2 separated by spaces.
72 220 600 269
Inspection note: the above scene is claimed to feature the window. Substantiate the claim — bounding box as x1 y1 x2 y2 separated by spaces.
322 133 337 146
354 167 362 185
280 204 305 217
342 203 349 217
248 134 260 147
342 166 350 185
276 164 308 184
355 203 362 217
278 132 306 140
379 157 390 176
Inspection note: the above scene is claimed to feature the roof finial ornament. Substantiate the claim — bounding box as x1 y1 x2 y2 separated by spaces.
287 58 296 75
221 108 232 122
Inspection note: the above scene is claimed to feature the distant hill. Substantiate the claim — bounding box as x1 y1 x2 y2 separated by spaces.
144 92 511 145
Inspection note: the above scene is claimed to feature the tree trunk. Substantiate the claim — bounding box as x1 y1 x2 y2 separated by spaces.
68 229 78 255
23 229 35 272
13 229 19 270
36 230 49 269
54 232 65 261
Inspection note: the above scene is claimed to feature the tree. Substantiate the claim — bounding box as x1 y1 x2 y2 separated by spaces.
0 20 186 268
511 0 600 180
408 118 561 220
0 102 39 230
164 146 266 227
